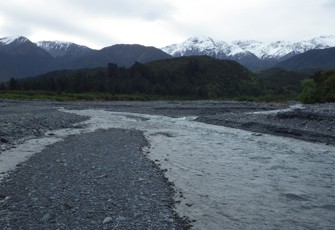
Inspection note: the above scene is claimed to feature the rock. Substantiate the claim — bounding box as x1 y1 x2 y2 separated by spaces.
103 216 113 224
41 213 51 222
252 133 263 136
1 145 6 151
185 203 193 207
34 129 45 136
0 137 8 143
0 193 8 199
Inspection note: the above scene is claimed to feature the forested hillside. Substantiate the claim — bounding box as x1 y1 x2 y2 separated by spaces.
1 56 309 101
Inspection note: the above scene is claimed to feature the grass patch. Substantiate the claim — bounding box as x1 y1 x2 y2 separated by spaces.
0 91 150 101
0 90 298 103
0 91 203 101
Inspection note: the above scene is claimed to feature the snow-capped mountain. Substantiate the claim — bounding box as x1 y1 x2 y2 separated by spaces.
0 36 29 46
0 36 54 80
36 41 92 58
162 35 335 70
236 36 335 60
162 36 261 69
0 36 172 81
162 36 252 59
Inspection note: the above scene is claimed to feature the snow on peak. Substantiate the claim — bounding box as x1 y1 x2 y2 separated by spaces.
163 36 335 60
186 36 216 46
36 40 90 57
162 36 250 58
0 36 29 45
162 36 217 56
305 35 335 48
37 40 73 51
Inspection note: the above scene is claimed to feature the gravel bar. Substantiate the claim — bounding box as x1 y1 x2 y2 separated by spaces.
0 129 184 229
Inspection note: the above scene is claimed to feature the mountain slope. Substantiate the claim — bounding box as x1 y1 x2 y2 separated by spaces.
0 36 54 80
276 47 335 72
99 44 172 67
61 44 172 69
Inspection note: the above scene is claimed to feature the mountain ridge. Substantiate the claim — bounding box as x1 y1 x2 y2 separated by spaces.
276 47 335 72
162 35 335 70
1 35 335 81
36 41 93 58
0 36 171 81
162 35 335 59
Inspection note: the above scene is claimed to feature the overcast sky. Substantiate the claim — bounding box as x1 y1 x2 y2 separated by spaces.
0 0 334 49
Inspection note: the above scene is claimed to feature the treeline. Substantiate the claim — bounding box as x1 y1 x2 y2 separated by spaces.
0 56 312 101
0 56 262 99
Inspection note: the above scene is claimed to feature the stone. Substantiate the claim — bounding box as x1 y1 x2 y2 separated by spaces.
41 213 51 222
1 145 6 151
34 129 45 136
103 216 113 224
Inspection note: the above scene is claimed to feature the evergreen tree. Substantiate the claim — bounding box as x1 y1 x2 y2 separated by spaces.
0 82 5 90
107 63 118 77
8 78 18 90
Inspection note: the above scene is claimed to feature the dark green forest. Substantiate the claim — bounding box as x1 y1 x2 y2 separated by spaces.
0 56 320 102
299 70 335 103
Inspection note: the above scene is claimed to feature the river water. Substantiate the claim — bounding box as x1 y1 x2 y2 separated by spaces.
60 109 335 230
1 108 334 229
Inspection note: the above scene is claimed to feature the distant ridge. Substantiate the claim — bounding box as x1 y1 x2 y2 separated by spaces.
0 36 171 81
276 47 335 72
162 35 335 70
1 35 335 81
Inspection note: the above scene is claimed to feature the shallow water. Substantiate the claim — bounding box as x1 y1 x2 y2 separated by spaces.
1 108 334 229
61 109 335 230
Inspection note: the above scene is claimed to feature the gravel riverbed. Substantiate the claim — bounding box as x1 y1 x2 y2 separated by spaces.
0 100 334 229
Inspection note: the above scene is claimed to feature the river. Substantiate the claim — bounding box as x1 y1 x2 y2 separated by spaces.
61 108 335 230
1 107 334 229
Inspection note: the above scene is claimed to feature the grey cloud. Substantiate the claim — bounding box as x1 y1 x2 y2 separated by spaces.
62 0 175 21
0 10 106 47
0 0 175 40
323 0 335 8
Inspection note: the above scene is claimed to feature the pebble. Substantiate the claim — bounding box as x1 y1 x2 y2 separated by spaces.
0 137 8 143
